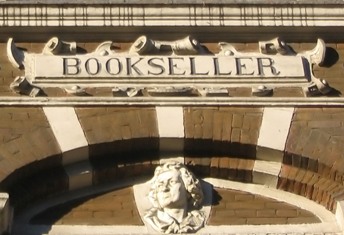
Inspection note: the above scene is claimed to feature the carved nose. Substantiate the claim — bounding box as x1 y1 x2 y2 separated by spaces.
162 184 170 192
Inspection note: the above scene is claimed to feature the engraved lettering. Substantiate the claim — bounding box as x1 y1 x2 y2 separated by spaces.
257 57 281 76
190 57 209 75
42 55 304 80
85 58 101 75
126 57 144 75
213 57 232 75
63 57 81 75
168 57 186 75
235 57 254 75
147 57 165 75
106 58 122 75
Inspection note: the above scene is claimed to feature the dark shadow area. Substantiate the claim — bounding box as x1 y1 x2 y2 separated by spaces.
184 139 257 159
89 138 160 185
0 154 63 191
321 47 339 67
89 138 160 162
326 87 342 97
5 26 344 43
184 139 255 182
30 196 91 225
36 87 47 97
211 188 222 206
5 165 68 214
283 151 323 173
76 46 87 54
0 154 67 214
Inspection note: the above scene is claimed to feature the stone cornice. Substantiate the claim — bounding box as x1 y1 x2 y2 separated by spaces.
1 0 344 5
0 4 344 28
1 97 344 107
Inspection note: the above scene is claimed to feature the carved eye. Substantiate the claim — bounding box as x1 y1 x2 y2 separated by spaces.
157 182 165 190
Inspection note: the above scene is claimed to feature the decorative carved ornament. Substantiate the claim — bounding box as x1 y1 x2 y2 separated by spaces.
7 36 330 97
134 162 210 234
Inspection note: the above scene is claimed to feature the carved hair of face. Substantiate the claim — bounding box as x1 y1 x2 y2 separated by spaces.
149 162 203 210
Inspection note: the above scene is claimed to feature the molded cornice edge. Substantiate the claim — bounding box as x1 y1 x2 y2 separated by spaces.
0 4 344 28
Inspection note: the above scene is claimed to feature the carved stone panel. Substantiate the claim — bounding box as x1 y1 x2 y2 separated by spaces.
7 36 331 97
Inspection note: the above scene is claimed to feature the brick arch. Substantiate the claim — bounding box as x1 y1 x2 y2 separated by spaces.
278 107 344 212
1 137 344 235
1 106 344 218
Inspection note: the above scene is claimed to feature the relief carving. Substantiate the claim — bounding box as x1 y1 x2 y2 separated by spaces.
42 37 77 56
9 76 42 97
6 35 333 98
144 162 205 234
129 36 207 55
301 39 332 96
259 37 294 55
